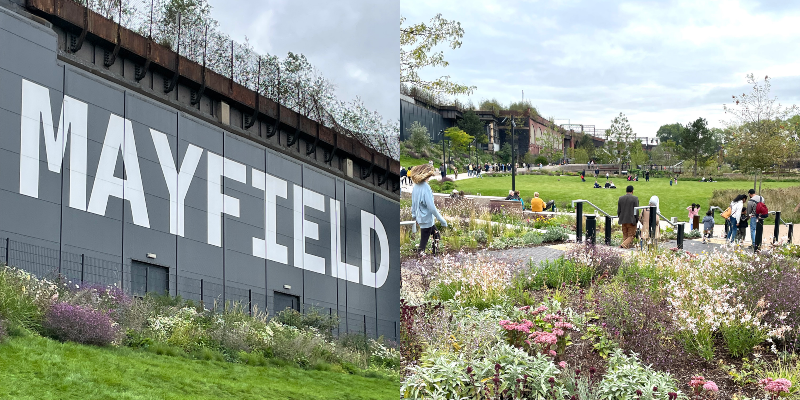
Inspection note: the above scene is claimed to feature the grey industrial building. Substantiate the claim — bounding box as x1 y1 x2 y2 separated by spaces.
0 0 400 339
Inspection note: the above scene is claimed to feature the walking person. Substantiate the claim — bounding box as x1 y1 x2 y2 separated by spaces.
639 195 660 249
747 189 765 247
410 164 448 255
400 166 407 186
617 185 639 249
440 163 447 180
453 166 459 180
606 172 609 181
702 210 714 244
645 170 649 182
726 194 746 244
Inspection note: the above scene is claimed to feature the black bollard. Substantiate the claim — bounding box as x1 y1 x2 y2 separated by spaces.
576 202 583 243
586 215 596 244
774 211 781 244
755 218 763 252
605 216 612 246
789 223 794 244
677 223 684 249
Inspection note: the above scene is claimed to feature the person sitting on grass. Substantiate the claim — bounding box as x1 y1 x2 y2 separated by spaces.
594 180 602 188
609 181 617 189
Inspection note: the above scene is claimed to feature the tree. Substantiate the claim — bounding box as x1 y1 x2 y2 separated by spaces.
649 140 678 166
496 143 512 163
407 121 430 153
458 110 487 144
676 118 718 176
570 147 590 164
599 113 635 173
400 14 475 96
723 74 799 183
656 123 683 144
508 100 537 114
629 144 648 168
538 120 564 163
478 98 504 112
444 127 473 154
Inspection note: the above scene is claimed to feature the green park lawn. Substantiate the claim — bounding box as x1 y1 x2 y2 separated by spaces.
0 333 399 400
452 174 799 224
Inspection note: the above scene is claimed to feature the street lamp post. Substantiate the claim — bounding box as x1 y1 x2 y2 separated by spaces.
440 129 445 173
511 118 516 191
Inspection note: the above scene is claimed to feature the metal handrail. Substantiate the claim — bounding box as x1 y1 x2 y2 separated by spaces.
572 199 616 218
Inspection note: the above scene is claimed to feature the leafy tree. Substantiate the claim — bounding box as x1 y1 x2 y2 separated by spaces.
570 147 590 164
444 127 473 154
508 100 538 115
478 98 504 112
538 120 564 163
458 110 487 144
649 140 678 166
629 143 648 168
677 117 718 176
406 121 430 153
496 143 512 163
599 113 635 173
400 14 475 96
656 123 683 144
723 74 799 182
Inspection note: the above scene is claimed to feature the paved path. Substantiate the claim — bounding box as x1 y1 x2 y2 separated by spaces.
484 245 566 269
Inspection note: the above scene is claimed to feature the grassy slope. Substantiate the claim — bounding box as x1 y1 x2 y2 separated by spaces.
452 174 799 224
0 334 399 400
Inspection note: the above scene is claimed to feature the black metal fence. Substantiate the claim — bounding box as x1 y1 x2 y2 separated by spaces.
0 236 396 341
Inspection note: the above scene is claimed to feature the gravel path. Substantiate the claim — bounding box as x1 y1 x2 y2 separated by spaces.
484 245 566 269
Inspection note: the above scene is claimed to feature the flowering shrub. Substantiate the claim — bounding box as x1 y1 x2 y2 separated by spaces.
44 302 119 346
62 283 132 322
596 350 686 400
0 266 58 330
758 377 792 399
400 344 565 399
565 242 625 278
499 304 577 358
688 376 719 399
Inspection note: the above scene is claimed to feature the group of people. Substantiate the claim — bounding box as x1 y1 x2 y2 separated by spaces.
723 189 767 246
593 180 617 189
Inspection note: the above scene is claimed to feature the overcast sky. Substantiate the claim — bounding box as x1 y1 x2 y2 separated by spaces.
401 0 800 138
207 0 399 122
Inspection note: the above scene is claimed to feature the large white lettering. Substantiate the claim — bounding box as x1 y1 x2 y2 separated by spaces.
150 129 202 236
361 210 389 288
330 199 359 283
299 188 326 274
251 169 288 263
86 114 150 227
207 152 246 247
20 79 88 210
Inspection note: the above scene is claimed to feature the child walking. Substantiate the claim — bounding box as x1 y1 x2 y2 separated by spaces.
702 210 714 244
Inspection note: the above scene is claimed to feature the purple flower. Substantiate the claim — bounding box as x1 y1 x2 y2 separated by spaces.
44 302 118 346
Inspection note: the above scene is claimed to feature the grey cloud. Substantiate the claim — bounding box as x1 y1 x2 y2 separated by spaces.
402 0 800 136
208 0 398 121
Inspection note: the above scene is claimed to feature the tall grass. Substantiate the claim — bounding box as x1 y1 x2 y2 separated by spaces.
710 186 800 223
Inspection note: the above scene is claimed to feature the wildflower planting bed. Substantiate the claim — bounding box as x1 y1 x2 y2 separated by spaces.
0 266 401 398
400 200 580 257
399 243 800 399
450 175 799 224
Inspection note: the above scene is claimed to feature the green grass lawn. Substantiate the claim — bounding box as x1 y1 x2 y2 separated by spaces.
0 334 399 400
452 174 799 224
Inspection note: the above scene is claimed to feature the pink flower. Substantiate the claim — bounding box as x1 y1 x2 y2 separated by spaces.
529 331 558 345
759 378 792 394
689 376 706 389
551 328 565 336
558 361 567 368
554 321 574 330
702 381 718 392
549 350 557 357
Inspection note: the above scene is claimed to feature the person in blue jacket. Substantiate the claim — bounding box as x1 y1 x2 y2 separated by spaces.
410 164 447 255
